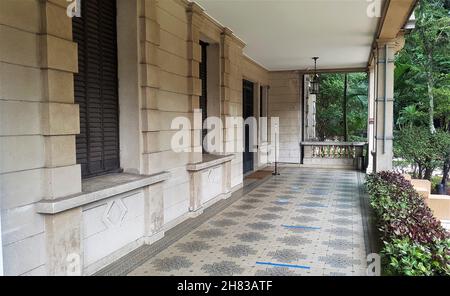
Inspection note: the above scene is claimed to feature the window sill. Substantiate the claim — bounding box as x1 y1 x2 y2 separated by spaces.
36 171 171 215
186 154 234 172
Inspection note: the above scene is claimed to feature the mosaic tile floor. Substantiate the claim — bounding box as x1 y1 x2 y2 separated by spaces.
128 168 368 276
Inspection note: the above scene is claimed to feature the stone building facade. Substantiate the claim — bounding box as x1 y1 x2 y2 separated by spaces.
0 0 415 275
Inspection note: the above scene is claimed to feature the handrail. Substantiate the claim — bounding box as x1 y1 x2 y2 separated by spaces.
300 142 368 159
300 141 367 146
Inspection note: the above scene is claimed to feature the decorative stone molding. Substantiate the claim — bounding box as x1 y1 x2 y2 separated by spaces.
221 27 246 49
36 172 170 214
187 154 233 214
186 154 234 171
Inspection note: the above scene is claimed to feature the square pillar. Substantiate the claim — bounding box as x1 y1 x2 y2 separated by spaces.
144 183 165 243
367 60 376 173
374 40 396 172
0 210 3 276
44 208 82 276
187 2 205 162
39 0 82 275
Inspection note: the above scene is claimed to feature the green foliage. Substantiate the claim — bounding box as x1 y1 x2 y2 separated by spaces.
316 73 368 140
396 105 427 129
366 172 450 276
394 0 450 132
394 127 450 179
383 238 450 276
431 175 442 193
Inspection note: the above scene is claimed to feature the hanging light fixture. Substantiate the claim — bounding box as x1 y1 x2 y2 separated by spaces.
310 57 320 95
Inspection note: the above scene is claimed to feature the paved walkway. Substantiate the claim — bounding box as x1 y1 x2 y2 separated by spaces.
126 167 368 276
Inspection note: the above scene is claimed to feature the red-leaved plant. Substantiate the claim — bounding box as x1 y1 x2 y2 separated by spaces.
366 171 450 275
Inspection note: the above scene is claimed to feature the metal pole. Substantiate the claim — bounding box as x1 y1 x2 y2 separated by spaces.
273 130 280 176
343 73 348 142
383 44 388 154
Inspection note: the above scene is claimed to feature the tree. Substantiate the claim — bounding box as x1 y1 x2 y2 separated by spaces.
434 130 450 191
393 0 450 185
396 104 427 129
316 73 368 141
404 0 450 134
395 127 450 181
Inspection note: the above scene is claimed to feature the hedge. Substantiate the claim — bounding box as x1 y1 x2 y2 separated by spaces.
366 171 450 276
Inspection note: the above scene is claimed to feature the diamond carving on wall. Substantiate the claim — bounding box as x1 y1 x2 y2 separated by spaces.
102 199 128 228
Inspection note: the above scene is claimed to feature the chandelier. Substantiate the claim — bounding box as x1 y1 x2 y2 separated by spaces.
310 57 320 95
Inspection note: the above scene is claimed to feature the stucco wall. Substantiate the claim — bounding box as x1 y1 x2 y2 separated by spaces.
268 71 302 163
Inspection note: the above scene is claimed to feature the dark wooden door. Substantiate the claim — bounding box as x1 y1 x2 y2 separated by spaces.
73 0 120 178
243 80 254 174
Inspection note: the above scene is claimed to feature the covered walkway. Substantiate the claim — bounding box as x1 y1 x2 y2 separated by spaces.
99 167 370 276
0 0 415 276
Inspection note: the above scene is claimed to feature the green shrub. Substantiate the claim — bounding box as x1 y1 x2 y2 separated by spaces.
383 238 450 276
431 176 442 194
366 171 450 276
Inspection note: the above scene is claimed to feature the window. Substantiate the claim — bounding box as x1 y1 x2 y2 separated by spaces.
260 86 268 142
73 0 120 178
199 41 209 150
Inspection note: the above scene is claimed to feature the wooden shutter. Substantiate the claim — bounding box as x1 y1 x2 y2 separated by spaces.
199 41 209 148
73 0 120 178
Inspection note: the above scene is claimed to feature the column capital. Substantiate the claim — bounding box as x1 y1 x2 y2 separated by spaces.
187 2 205 16
376 31 405 53
221 27 246 48
187 2 205 36
368 56 376 70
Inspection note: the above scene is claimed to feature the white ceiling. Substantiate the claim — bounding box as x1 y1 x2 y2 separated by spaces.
194 0 383 71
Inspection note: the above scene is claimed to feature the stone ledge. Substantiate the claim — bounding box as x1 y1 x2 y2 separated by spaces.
186 154 234 171
36 171 171 214
300 141 367 146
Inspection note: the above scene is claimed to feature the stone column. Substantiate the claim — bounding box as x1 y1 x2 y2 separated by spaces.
222 160 232 194
366 59 376 173
141 0 162 175
187 2 204 162
189 170 203 214
0 209 3 276
221 28 245 188
40 0 82 276
373 36 404 172
140 0 165 242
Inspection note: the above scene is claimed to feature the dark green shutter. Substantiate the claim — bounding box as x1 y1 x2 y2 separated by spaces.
73 0 120 178
199 41 209 149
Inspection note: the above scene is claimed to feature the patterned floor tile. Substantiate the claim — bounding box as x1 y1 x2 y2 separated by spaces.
127 168 368 276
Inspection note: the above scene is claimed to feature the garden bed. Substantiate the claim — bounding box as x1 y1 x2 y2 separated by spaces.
366 171 450 276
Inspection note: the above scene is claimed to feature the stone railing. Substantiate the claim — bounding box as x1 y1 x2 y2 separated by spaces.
300 141 367 170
